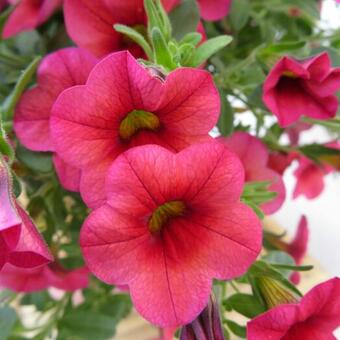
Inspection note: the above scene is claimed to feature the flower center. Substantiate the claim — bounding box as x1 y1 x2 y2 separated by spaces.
119 110 160 142
148 201 186 234
282 70 298 78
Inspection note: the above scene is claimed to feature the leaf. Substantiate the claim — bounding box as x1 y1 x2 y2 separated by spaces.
189 35 233 67
262 251 295 278
0 306 17 340
150 27 176 70
229 0 250 32
224 293 265 318
2 56 41 121
114 24 153 59
225 319 246 338
16 144 53 173
169 0 200 40
58 308 122 340
217 91 234 136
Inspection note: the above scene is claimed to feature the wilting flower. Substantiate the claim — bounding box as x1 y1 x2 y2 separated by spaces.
180 295 225 340
1 157 52 271
80 142 262 327
51 51 220 208
293 156 332 200
63 0 182 57
0 263 89 292
14 47 97 192
0 158 21 270
265 216 309 285
263 53 340 127
247 277 340 339
218 131 286 214
2 0 62 39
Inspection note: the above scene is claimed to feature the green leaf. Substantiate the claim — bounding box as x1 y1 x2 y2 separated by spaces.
224 293 265 318
114 24 153 59
299 144 340 160
225 319 246 338
217 91 234 136
180 32 202 46
16 144 53 173
58 310 119 340
189 35 233 67
229 0 250 32
2 56 41 121
0 307 17 340
262 251 295 278
150 27 176 70
169 0 200 40
302 117 340 131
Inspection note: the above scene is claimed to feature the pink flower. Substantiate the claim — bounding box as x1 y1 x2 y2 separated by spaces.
247 277 340 339
218 132 286 214
197 0 232 21
80 142 262 327
3 0 62 39
263 53 340 127
14 47 97 192
63 0 179 57
288 216 309 284
50 51 220 208
0 263 89 292
293 156 332 200
267 152 294 176
286 122 311 146
172 0 232 21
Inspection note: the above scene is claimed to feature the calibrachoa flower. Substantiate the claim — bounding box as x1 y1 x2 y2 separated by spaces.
80 142 262 327
293 156 332 200
247 277 340 339
2 0 62 39
51 51 220 208
218 131 286 214
63 0 180 57
263 52 340 127
0 263 89 292
267 151 294 176
14 47 97 192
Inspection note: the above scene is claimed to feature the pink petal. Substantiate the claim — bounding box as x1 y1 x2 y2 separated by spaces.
81 142 262 327
53 154 81 192
303 53 331 82
9 205 53 268
14 48 97 152
247 304 299 339
198 0 232 21
3 0 61 38
288 215 309 264
64 0 123 57
218 132 268 172
293 159 328 199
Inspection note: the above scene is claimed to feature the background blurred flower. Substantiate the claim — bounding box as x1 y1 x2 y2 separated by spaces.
263 53 340 127
219 131 286 214
2 0 62 39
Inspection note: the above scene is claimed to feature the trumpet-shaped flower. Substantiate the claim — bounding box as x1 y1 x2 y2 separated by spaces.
51 51 220 208
80 142 262 327
247 277 340 339
263 53 340 127
14 47 97 191
218 132 286 214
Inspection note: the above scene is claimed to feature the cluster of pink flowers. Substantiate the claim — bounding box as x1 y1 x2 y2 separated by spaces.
1 0 340 338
